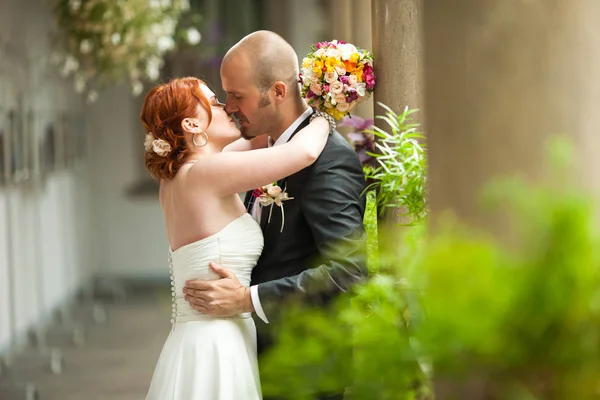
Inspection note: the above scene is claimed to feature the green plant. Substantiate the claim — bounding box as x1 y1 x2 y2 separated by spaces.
260 165 600 400
364 103 427 224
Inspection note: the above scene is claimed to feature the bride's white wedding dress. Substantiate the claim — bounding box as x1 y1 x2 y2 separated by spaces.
146 213 264 400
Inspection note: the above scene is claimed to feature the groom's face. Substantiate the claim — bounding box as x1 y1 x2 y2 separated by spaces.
221 56 276 140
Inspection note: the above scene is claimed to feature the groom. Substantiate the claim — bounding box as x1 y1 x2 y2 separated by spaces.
183 30 367 399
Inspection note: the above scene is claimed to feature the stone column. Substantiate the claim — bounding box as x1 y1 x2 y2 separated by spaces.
371 0 423 224
425 1 600 238
371 0 422 120
264 0 290 41
328 0 353 44
351 0 374 119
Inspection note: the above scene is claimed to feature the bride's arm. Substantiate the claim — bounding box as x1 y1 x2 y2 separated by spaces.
223 134 269 152
191 116 331 195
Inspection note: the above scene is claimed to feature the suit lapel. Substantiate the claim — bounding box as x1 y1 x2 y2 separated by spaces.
244 190 254 212
260 111 313 232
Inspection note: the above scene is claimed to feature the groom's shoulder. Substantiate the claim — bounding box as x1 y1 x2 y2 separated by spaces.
317 131 362 167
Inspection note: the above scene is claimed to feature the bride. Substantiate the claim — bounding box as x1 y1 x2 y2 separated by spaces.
141 76 332 400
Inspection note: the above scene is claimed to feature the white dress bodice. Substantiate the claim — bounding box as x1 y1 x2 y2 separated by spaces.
168 213 264 324
147 213 264 400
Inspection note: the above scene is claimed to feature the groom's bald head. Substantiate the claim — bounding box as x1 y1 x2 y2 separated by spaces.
223 30 300 95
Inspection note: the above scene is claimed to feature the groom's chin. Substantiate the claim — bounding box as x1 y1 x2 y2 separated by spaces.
240 130 254 141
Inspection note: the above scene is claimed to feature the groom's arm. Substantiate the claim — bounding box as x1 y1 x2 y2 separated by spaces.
255 139 368 320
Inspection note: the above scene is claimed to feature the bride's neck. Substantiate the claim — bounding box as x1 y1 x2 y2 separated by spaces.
185 143 223 160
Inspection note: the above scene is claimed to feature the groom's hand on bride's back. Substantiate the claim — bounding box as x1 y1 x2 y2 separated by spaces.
183 262 255 317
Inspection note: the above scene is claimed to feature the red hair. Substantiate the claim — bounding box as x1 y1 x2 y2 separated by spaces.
140 77 212 180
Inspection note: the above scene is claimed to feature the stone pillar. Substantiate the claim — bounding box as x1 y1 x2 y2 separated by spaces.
371 0 422 120
425 1 600 238
351 0 374 119
264 0 290 41
328 0 353 43
370 0 423 224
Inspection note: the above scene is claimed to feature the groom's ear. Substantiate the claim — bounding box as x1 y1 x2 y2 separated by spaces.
272 81 287 102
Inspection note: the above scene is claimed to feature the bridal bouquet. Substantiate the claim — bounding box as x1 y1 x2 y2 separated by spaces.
299 40 375 120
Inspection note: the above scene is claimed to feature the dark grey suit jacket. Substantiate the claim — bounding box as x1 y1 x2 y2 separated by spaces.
245 113 368 353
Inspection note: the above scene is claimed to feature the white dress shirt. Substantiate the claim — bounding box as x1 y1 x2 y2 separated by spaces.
249 107 313 324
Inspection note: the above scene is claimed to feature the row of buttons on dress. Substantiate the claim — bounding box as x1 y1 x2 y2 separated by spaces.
169 253 177 331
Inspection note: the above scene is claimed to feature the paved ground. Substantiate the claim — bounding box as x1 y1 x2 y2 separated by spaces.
0 284 172 400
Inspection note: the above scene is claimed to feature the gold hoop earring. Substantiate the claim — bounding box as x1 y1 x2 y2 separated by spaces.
192 130 209 147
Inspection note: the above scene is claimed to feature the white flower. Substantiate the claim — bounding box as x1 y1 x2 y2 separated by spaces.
157 36 175 52
74 75 86 93
336 101 350 113
146 57 162 81
314 48 326 58
69 0 81 12
352 82 367 97
329 81 344 94
152 139 172 156
334 93 347 104
324 71 338 84
301 67 315 84
80 39 92 54
61 55 79 77
348 74 358 85
334 64 346 76
324 48 341 58
111 33 121 45
87 90 98 104
132 80 144 96
186 28 201 45
267 185 282 198
144 133 155 151
338 43 358 61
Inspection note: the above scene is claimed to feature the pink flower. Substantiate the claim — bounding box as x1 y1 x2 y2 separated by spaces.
310 82 322 95
330 82 344 94
363 64 376 90
252 188 264 198
346 89 359 103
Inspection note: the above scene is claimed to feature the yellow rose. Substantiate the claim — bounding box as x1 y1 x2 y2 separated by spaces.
325 56 338 73
354 65 365 82
302 58 312 69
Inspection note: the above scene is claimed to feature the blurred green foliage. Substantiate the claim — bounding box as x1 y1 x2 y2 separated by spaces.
261 150 600 399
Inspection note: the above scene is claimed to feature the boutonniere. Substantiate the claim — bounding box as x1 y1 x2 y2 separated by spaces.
252 183 293 232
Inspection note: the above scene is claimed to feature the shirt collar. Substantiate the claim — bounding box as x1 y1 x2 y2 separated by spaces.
268 108 314 147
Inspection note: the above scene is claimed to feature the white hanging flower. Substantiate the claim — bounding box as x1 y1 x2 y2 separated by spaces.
87 90 98 104
61 55 79 77
111 33 121 45
157 36 175 52
146 57 162 81
69 0 81 12
186 28 201 45
74 75 86 93
132 80 144 96
80 39 93 54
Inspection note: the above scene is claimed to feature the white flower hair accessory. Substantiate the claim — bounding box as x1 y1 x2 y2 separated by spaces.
144 132 172 156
